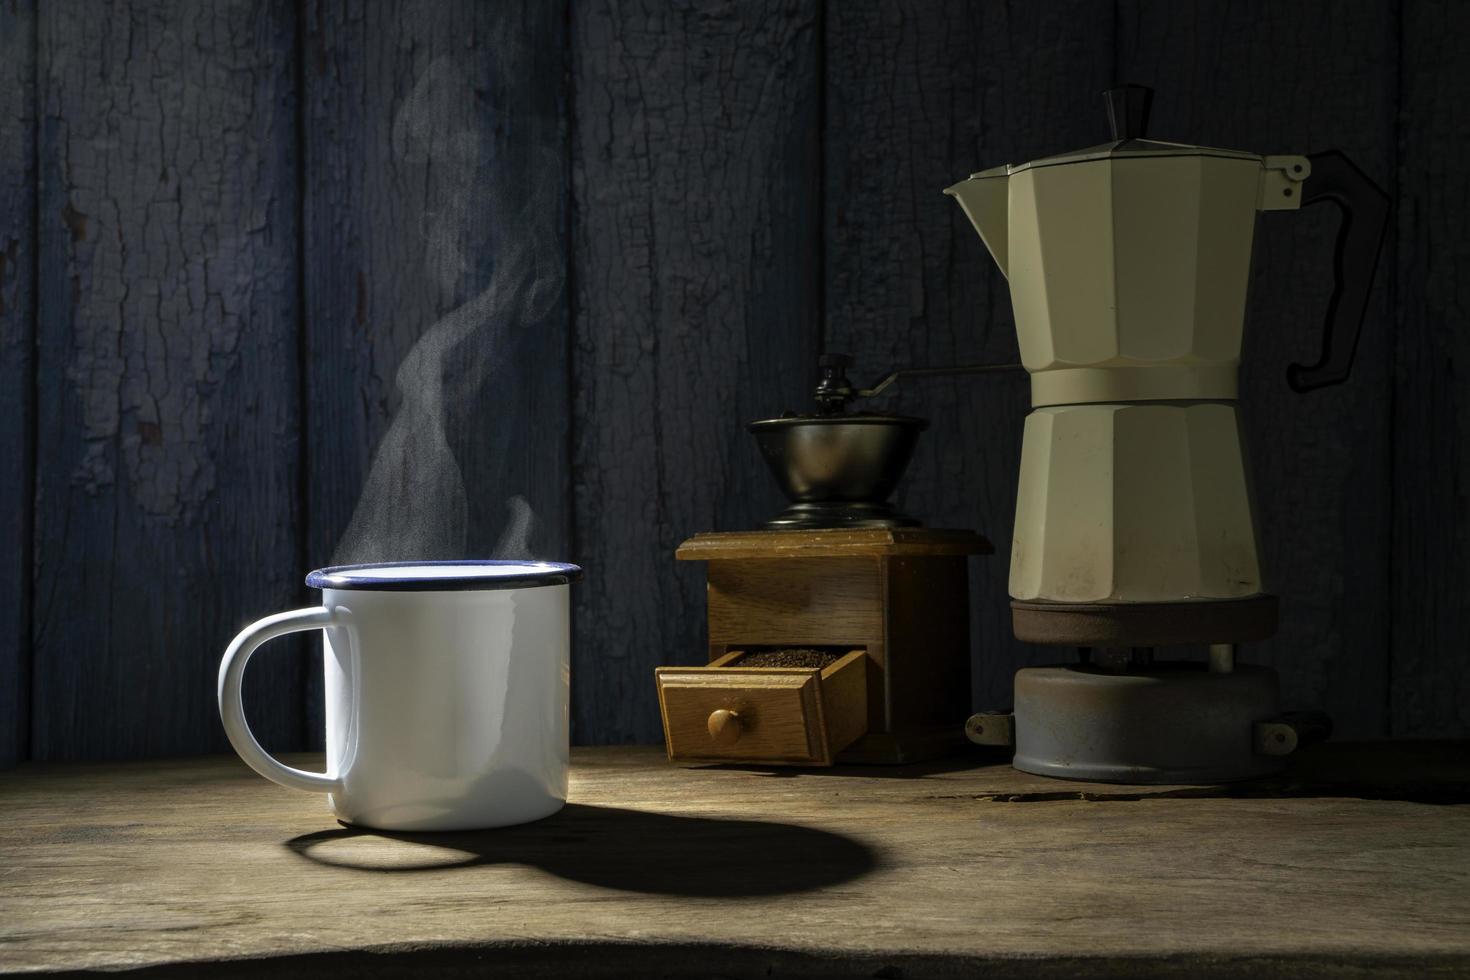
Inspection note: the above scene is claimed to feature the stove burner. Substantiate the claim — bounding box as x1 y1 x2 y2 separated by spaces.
969 653 1333 784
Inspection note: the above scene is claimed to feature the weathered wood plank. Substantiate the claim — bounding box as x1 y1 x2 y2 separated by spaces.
571 1 822 743
1393 0 1470 737
1117 1 1398 737
1 745 1468 976
302 1 571 745
823 1 1114 711
0 0 36 768
32 0 302 758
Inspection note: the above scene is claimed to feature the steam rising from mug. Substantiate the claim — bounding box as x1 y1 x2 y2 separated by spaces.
333 54 562 564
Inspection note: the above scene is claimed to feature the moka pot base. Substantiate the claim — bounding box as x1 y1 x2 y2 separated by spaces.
1008 401 1268 609
662 528 992 766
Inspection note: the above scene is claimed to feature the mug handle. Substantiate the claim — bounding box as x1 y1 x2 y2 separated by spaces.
217 606 346 794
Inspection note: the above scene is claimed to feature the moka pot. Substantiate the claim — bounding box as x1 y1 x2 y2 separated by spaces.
945 86 1388 644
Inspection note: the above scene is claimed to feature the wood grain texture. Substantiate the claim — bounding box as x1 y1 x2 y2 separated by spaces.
31 0 302 759
656 664 826 763
1118 1 1398 737
1392 0 1470 737
816 647 868 753
0 0 35 768
690 533 978 761
823 0 1114 716
570 0 822 744
656 648 867 764
302 0 570 744
1 745 1468 976
707 559 882 645
884 554 972 737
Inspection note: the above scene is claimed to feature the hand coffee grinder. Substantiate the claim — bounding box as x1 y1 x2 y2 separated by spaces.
949 86 1389 782
658 354 994 767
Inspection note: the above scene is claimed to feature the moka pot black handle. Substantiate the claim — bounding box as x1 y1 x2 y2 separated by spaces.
1286 150 1390 393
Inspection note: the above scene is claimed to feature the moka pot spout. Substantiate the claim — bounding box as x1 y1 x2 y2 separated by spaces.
944 164 1009 279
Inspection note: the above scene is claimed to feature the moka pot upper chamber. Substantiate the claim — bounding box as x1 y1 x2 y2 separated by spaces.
945 84 1388 645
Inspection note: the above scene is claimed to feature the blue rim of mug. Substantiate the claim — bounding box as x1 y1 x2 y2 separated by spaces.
305 560 583 592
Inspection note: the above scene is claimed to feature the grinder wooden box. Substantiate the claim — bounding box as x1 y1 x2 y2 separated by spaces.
660 528 992 765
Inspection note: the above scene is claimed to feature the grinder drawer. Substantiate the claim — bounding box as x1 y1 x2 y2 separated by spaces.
655 649 867 765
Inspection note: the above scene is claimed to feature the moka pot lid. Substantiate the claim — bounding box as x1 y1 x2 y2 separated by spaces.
974 85 1263 177
998 138 1262 175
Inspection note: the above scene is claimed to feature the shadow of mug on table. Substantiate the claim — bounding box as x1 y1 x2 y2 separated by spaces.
285 802 879 897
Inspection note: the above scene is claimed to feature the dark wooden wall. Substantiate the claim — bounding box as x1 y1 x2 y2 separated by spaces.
1 0 1465 766
571 1 821 741
1 0 35 768
299 0 572 744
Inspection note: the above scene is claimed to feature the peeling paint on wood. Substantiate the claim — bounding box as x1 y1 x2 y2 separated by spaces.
1393 0 1470 736
32 0 302 759
570 0 822 743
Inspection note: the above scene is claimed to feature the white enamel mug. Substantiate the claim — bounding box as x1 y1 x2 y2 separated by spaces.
218 560 580 831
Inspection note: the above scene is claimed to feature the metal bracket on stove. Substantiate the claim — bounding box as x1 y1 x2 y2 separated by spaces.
964 712 1015 748
1254 710 1334 757
812 351 1023 415
967 701 1333 775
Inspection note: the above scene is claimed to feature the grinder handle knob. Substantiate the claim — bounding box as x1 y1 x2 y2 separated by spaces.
707 708 743 745
814 353 855 414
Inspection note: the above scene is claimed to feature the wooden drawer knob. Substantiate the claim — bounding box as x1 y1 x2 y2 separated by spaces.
707 708 742 745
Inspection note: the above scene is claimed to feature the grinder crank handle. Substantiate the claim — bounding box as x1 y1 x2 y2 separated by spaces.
856 361 1024 399
1287 151 1390 393
814 352 1023 413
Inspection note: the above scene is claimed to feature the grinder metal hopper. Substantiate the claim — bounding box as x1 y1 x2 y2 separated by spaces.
748 352 1018 530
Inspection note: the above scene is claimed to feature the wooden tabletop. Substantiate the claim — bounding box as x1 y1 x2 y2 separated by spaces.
3 743 1468 978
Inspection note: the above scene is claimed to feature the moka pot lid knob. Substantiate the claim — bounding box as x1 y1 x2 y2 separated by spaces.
974 85 1264 176
1105 84 1153 141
